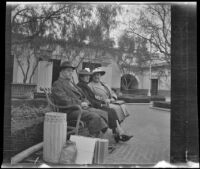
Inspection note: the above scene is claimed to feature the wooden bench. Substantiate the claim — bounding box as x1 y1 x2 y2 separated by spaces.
40 87 85 137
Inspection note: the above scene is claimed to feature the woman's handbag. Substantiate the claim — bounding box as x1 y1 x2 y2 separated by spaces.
59 140 77 164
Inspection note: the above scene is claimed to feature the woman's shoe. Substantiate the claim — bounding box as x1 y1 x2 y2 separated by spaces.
114 134 133 143
119 134 133 142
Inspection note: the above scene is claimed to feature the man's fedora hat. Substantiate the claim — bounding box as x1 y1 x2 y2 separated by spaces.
92 67 106 76
78 68 92 76
60 61 76 71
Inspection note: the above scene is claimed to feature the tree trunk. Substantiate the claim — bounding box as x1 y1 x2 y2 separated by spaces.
24 55 31 84
16 55 26 83
29 59 39 84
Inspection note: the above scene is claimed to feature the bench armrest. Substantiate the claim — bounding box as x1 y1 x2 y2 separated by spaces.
40 87 82 135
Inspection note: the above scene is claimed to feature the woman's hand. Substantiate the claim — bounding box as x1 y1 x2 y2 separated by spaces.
101 104 108 108
105 99 110 104
104 99 111 107
110 98 115 102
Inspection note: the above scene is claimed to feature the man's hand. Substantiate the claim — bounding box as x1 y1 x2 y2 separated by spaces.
81 102 89 109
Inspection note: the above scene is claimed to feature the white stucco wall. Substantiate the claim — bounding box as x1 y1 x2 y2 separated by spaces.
37 61 53 92
12 55 54 92
138 71 151 89
100 61 121 89
12 45 170 92
137 68 171 91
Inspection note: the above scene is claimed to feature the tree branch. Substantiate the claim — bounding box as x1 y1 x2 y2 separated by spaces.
29 49 39 83
151 5 171 49
152 32 166 54
154 30 166 50
127 29 170 57
24 53 31 83
15 54 26 81
13 5 68 43
29 59 39 84
160 6 171 49
12 8 31 25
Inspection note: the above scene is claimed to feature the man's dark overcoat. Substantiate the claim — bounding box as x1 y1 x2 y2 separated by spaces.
51 77 108 135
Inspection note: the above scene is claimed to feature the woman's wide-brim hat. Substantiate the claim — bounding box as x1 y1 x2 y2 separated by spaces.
60 61 76 71
78 68 92 76
92 67 106 76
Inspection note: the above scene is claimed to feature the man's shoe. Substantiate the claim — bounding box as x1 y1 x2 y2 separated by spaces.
108 145 116 153
120 134 133 142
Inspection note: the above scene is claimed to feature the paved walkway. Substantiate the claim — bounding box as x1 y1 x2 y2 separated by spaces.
105 104 170 165
19 103 170 167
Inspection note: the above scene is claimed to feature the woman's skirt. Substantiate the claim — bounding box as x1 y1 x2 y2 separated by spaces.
109 103 129 122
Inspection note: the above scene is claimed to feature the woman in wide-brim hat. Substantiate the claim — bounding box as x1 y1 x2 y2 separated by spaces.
78 68 92 75
77 68 133 143
89 67 129 121
91 67 106 76
88 67 133 142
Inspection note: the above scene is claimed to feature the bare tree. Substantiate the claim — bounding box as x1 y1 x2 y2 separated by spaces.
127 4 171 65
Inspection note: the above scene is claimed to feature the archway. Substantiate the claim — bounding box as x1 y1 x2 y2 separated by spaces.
121 74 139 90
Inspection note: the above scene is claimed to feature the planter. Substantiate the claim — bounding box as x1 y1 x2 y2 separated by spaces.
153 101 171 109
118 94 166 103
12 83 37 99
118 95 150 103
121 89 148 96
150 96 166 102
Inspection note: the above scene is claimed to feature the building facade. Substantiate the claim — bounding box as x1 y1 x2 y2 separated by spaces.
12 46 171 98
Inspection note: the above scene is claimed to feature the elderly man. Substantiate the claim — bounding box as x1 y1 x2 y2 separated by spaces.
51 61 114 140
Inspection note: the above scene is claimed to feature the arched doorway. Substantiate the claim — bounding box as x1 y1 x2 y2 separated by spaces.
121 74 139 90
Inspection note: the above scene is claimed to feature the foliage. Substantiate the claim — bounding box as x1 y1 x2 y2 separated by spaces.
134 37 151 66
121 74 139 90
11 3 121 83
12 4 69 83
117 32 153 89
12 3 120 49
118 32 135 53
117 32 151 67
96 4 122 38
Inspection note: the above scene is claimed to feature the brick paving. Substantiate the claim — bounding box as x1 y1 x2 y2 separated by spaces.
104 104 170 165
